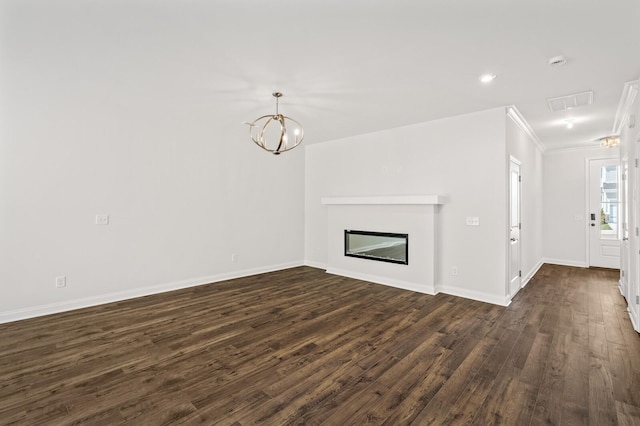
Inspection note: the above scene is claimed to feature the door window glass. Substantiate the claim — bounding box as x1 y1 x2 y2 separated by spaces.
600 165 620 239
510 170 519 227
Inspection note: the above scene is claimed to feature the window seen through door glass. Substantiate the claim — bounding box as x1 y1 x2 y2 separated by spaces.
510 170 519 227
600 165 620 240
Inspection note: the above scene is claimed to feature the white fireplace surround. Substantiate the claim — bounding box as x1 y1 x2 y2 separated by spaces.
322 195 441 295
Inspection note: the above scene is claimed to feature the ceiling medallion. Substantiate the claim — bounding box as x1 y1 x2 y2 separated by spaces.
247 92 304 155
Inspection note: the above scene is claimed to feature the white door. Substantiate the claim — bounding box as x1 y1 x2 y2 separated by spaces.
632 136 640 328
621 156 629 297
589 158 621 269
509 158 521 297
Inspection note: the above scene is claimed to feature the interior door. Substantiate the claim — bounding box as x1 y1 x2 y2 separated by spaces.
509 158 521 297
589 158 621 269
621 156 629 297
632 135 640 328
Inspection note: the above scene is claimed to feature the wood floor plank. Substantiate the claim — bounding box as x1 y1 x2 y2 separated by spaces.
407 317 503 424
253 303 455 424
519 331 553 388
530 321 572 424
0 264 638 425
616 400 640 425
590 356 618 426
609 342 640 407
560 341 590 425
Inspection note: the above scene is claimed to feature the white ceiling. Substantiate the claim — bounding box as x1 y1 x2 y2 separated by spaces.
4 0 640 151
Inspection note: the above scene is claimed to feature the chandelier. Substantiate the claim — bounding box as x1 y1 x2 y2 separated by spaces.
248 92 304 155
600 136 620 148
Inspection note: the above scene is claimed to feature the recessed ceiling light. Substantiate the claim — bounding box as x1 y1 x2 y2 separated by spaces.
566 120 574 129
480 74 496 83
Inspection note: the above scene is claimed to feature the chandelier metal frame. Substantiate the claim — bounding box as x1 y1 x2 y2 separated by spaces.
248 92 304 155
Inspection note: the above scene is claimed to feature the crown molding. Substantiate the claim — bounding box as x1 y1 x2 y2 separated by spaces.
321 195 441 205
613 80 639 134
506 106 545 153
543 144 620 155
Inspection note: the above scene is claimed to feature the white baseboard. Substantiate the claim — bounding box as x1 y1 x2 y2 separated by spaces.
436 284 511 307
619 279 626 297
326 268 509 306
542 258 588 268
325 267 436 295
628 307 640 332
0 261 305 324
303 259 328 270
522 259 544 288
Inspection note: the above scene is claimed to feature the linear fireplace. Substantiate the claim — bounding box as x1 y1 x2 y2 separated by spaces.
344 230 408 265
322 195 440 295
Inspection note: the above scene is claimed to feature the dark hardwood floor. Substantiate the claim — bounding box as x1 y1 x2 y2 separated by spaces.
1 264 639 425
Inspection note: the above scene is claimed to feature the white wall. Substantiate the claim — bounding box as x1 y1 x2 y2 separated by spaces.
305 108 511 305
543 147 619 266
505 116 544 284
0 6 305 322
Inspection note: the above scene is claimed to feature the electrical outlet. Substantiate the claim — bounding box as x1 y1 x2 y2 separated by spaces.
55 276 66 288
231 254 238 263
466 217 480 226
451 267 458 276
95 214 109 225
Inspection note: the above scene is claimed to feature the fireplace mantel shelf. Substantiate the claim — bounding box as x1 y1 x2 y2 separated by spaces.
321 195 441 205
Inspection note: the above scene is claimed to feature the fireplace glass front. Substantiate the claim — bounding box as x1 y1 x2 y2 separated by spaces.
344 230 408 265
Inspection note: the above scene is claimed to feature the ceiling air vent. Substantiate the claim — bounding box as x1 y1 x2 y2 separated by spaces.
546 91 593 112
